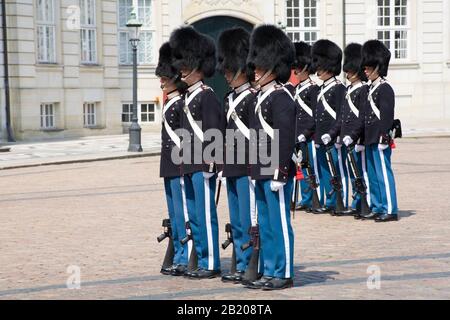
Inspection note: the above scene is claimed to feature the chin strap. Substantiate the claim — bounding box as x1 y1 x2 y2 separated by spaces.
368 65 380 80
256 69 273 87
181 68 198 82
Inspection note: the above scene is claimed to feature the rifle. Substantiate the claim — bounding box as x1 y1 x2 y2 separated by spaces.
299 142 323 213
325 145 346 215
241 225 260 282
157 219 174 271
221 223 236 274
180 221 198 272
346 145 371 217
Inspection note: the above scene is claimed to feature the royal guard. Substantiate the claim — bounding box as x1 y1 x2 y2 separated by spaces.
169 26 223 278
312 40 349 214
156 42 188 276
216 27 257 284
245 24 296 290
327 43 370 216
286 41 325 213
354 39 399 222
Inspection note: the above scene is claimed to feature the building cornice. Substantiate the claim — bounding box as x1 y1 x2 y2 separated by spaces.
390 62 420 70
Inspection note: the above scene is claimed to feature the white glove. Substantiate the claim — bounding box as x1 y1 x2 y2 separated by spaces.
378 144 389 151
270 180 286 192
203 172 215 179
321 134 332 145
297 134 306 143
343 136 354 147
355 145 365 153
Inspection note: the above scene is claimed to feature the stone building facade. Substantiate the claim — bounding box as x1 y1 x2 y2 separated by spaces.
1 0 449 141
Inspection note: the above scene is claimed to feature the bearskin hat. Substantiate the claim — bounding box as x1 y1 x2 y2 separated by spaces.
155 42 179 79
311 39 342 76
361 39 391 77
343 43 367 81
293 41 314 73
247 24 295 83
217 27 251 78
169 26 216 78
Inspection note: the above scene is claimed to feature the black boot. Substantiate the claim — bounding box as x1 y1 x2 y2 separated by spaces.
375 214 398 222
262 278 294 290
244 276 273 289
189 269 221 279
356 212 378 220
160 265 174 275
170 265 187 276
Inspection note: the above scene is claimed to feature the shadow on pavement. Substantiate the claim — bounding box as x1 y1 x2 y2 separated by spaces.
294 267 339 287
399 210 416 219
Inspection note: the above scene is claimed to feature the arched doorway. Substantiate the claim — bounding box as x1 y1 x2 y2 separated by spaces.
191 16 254 104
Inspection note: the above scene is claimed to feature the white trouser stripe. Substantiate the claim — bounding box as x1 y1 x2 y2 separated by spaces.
278 186 291 279
337 147 347 205
291 177 296 202
361 151 371 206
180 177 192 257
378 149 393 214
248 177 257 226
311 141 321 201
204 178 214 270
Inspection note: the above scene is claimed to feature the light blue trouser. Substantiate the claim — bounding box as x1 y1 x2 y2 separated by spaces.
346 148 372 211
183 172 220 271
316 144 350 209
255 179 294 279
365 145 398 215
164 177 188 266
293 141 325 207
226 176 254 272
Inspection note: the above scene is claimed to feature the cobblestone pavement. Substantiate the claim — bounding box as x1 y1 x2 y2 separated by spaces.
0 137 450 300
0 132 161 169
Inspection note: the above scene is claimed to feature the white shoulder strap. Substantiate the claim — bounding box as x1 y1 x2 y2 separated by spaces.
295 85 313 117
255 87 276 139
162 96 182 148
183 87 205 142
368 81 384 120
227 90 251 140
346 82 363 118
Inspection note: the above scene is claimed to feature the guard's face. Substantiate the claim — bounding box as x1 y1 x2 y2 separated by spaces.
364 66 378 81
254 67 267 83
160 76 176 93
224 70 234 85
346 71 357 81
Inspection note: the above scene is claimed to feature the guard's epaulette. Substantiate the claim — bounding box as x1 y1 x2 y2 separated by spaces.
201 84 214 92
274 84 284 90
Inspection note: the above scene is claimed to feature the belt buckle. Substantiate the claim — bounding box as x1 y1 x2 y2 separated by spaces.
231 111 237 121
183 106 189 114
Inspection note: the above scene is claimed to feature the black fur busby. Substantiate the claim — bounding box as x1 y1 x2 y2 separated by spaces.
293 41 314 73
343 43 367 81
361 39 391 77
311 39 342 76
217 27 251 77
169 26 216 78
155 42 178 79
247 24 295 83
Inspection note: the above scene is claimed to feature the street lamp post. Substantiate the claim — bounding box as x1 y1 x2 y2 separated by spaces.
127 10 143 152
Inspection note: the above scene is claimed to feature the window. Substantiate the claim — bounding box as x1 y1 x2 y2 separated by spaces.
80 0 97 64
40 103 56 129
122 103 155 123
140 103 155 122
36 0 56 63
286 0 319 45
122 103 133 122
376 0 409 60
118 0 154 65
83 103 97 127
